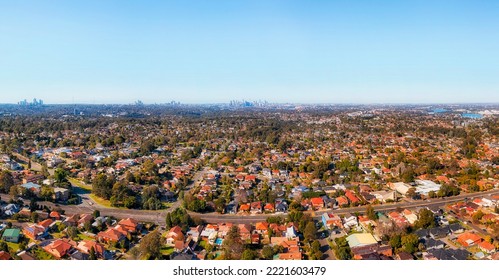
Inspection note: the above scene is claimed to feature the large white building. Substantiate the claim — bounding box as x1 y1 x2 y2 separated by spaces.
414 180 441 196
390 180 441 196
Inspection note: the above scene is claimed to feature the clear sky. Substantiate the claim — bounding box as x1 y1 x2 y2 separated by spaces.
1 0 498 104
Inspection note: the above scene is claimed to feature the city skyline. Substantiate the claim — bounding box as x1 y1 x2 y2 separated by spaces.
1 1 499 104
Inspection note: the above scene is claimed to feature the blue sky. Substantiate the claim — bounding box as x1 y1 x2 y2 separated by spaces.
1 0 498 104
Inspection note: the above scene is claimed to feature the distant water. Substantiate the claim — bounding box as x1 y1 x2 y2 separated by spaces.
432 108 448 113
462 113 483 119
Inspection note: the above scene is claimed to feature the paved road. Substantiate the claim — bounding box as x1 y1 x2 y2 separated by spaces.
318 236 336 260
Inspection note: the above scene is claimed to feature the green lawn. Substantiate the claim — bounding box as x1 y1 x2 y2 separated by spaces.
161 247 174 256
7 242 20 253
32 247 55 260
199 240 208 249
89 194 113 208
69 178 92 191
77 233 94 241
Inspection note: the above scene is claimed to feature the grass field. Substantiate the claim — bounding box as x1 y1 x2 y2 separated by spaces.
161 246 174 256
88 194 113 208
69 178 92 191
7 242 20 253
32 247 55 260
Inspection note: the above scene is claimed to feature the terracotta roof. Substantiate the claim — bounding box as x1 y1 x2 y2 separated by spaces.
0 251 11 260
44 239 73 259
38 219 53 229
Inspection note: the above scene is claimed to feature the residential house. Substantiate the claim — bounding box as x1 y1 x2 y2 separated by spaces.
250 202 262 214
336 196 349 207
423 238 446 250
285 224 298 239
402 209 418 225
63 214 79 227
118 218 139 233
23 224 47 240
166 226 185 246
275 201 288 213
2 228 21 243
322 213 343 229
49 211 62 220
478 241 495 254
457 232 482 247
371 190 397 203
2 204 19 216
429 227 449 239
238 224 252 242
343 214 358 230
255 222 269 235
310 197 324 210
44 239 75 259
78 214 94 228
346 233 380 257
77 240 105 259
238 203 250 213
345 190 360 204
0 251 12 260
200 224 218 244
186 225 202 242
263 203 275 213
96 228 126 243
53 187 70 201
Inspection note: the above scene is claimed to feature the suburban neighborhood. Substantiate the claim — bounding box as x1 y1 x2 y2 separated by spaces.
0 103 498 260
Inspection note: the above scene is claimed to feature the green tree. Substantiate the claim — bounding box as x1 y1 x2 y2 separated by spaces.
139 230 162 259
401 234 419 254
54 168 69 184
222 226 244 260
241 249 257 260
414 208 436 229
261 245 275 260
0 170 14 193
304 221 317 242
92 173 114 200
67 226 79 239
389 234 402 249
89 246 97 260
366 205 377 220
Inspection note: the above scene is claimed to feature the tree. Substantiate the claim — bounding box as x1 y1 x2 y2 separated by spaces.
309 240 323 260
92 173 114 200
241 249 257 260
406 187 417 199
389 234 402 249
0 241 8 252
472 210 485 224
40 186 55 201
366 205 377 220
67 226 79 239
54 168 69 184
333 237 352 260
139 230 162 259
401 234 419 254
401 168 415 183
304 221 317 242
261 245 275 260
89 246 97 260
414 208 436 229
0 170 14 193
222 226 244 260
93 210 100 218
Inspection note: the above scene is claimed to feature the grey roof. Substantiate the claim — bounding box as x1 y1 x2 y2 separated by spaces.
427 249 470 260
